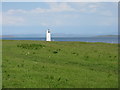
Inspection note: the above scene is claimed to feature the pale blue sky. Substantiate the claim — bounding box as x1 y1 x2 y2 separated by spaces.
2 2 118 36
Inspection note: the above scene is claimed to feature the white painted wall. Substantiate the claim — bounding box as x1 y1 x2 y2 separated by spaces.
46 30 51 41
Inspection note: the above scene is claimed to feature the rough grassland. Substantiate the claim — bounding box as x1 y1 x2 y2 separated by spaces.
2 40 118 88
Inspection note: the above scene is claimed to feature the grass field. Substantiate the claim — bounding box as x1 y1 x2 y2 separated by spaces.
2 40 118 88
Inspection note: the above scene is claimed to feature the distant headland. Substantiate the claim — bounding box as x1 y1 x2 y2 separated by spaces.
95 35 119 37
1 34 119 38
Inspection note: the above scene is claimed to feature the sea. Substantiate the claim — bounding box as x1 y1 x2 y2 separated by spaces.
2 37 119 43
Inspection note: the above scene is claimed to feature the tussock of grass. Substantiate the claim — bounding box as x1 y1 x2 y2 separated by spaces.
17 44 45 50
2 40 118 88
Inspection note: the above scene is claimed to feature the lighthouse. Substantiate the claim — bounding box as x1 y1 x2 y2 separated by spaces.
46 29 51 41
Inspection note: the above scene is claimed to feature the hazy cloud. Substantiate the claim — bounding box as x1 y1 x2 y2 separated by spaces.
2 0 119 2
3 15 25 26
7 9 27 14
2 2 117 27
0 12 1 35
6 3 76 14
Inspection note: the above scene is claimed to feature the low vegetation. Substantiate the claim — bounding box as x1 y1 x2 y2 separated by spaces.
2 40 118 88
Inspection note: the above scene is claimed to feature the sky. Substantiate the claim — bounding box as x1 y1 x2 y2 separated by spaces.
1 2 118 37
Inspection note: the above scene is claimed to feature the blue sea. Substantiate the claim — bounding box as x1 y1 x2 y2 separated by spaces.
2 37 118 43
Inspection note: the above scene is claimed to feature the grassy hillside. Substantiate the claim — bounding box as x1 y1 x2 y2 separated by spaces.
2 40 118 88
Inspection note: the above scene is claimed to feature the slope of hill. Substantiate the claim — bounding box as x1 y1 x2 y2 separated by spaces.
2 40 118 88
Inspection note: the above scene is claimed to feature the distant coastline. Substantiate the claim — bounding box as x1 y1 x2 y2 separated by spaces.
1 34 119 38
95 35 119 37
2 36 118 43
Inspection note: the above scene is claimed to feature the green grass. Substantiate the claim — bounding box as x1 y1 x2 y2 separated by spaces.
2 40 118 88
0 40 2 89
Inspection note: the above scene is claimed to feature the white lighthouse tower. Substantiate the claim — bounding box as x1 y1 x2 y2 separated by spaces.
46 29 51 41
